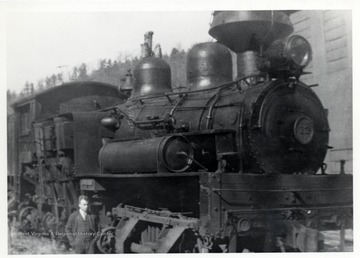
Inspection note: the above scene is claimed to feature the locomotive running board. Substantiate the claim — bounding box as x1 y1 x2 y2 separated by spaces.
112 205 199 253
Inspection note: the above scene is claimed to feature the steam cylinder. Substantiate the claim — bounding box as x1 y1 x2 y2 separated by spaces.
187 42 232 90
131 57 172 98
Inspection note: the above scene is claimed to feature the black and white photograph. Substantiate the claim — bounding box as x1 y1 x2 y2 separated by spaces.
2 0 357 255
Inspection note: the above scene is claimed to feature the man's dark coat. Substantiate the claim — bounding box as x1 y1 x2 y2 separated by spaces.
65 210 98 253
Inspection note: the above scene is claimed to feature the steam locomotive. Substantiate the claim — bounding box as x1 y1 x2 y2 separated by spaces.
8 11 352 253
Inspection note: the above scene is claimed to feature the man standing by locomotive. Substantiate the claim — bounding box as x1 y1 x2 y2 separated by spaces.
65 195 99 254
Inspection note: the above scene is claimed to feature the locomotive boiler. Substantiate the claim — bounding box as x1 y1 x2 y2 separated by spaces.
8 10 352 253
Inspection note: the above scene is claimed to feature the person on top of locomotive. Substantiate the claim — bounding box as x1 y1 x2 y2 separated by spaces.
65 195 99 254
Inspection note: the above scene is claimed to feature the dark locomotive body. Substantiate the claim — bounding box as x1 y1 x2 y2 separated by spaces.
8 10 352 253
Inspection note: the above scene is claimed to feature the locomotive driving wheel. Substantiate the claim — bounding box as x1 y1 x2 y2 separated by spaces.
97 226 116 253
18 206 40 232
42 212 57 234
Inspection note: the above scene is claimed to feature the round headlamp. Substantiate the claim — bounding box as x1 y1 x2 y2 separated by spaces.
283 35 312 68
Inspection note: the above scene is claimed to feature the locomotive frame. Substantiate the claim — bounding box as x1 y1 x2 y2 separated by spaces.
7 10 353 253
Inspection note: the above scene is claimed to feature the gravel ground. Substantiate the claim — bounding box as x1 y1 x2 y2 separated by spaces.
8 222 73 255
8 223 353 254
322 229 353 252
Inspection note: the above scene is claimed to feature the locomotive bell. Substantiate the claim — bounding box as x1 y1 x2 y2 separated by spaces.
187 42 232 90
119 69 134 97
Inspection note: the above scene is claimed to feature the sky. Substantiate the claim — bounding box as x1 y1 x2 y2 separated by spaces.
6 11 213 93
3 0 358 94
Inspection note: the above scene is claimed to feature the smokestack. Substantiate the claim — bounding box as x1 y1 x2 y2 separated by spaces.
209 11 293 53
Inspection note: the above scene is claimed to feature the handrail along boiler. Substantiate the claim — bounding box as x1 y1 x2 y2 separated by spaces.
9 11 352 253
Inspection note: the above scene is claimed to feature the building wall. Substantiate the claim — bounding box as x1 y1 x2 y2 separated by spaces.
7 114 16 175
290 10 352 173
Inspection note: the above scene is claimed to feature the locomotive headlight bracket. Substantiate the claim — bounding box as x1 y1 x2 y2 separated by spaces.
283 35 312 68
263 35 312 78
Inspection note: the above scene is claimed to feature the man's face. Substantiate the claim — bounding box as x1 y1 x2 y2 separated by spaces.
79 199 89 213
